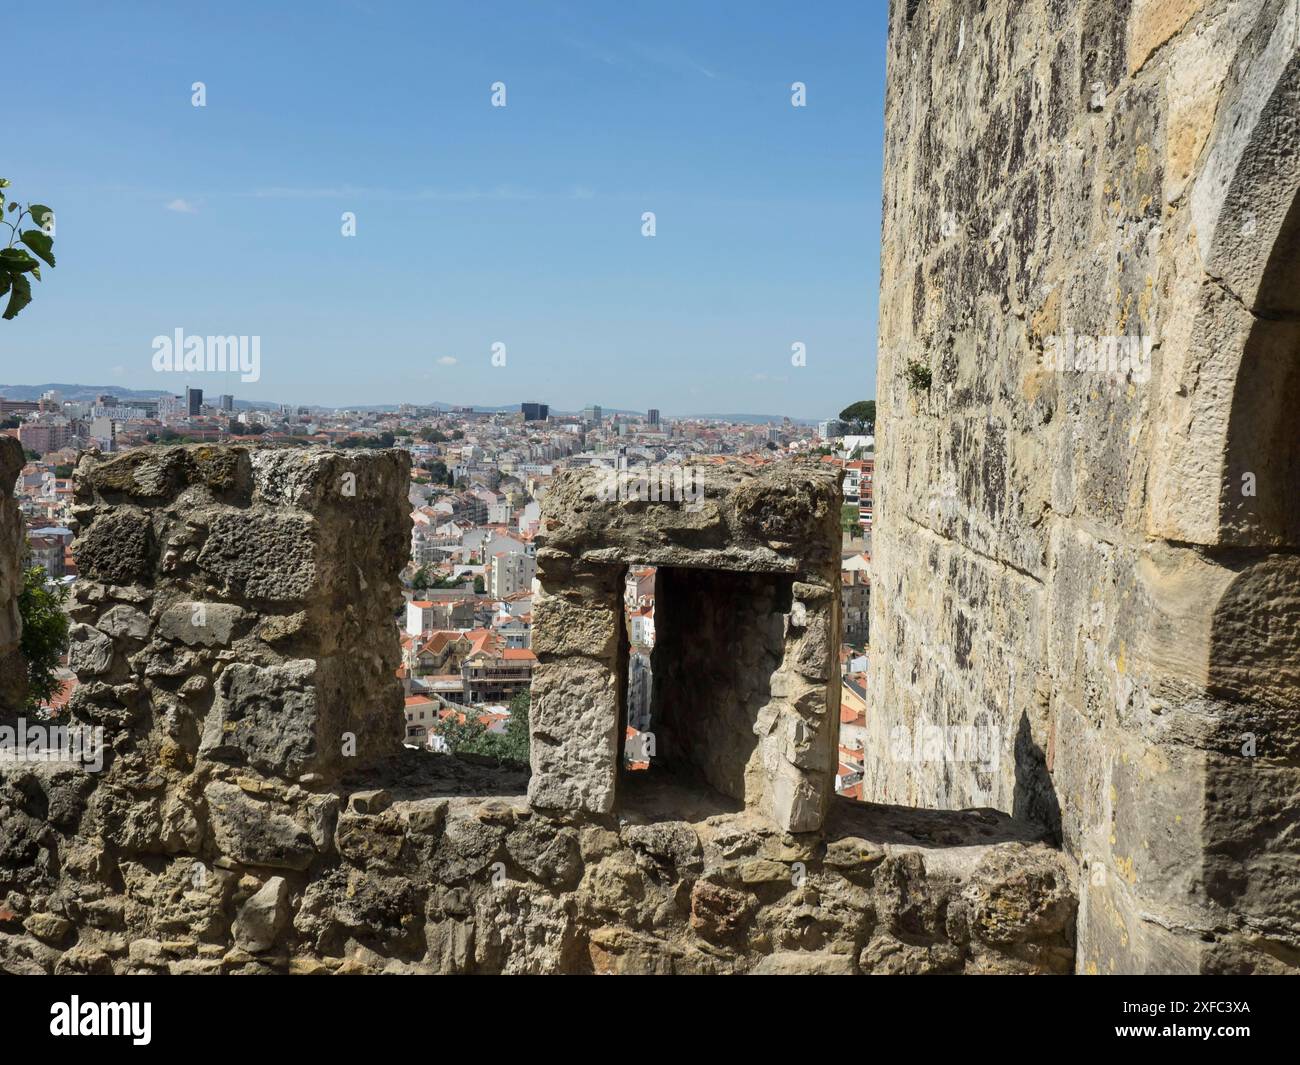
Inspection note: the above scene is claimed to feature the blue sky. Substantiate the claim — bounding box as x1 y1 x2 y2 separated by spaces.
4 1 886 419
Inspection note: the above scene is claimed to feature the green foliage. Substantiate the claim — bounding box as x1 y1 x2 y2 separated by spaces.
840 503 861 535
53 464 73 478
903 360 932 394
434 690 530 765
473 574 485 594
418 427 448 443
839 400 876 427
18 567 69 709
146 430 205 445
420 572 468 590
0 179 56 320
337 431 396 450
412 566 431 590
499 690 530 762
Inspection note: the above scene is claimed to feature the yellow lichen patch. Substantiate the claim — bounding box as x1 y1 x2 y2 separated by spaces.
1141 745 1170 775
1129 0 1207 75
1115 855 1137 885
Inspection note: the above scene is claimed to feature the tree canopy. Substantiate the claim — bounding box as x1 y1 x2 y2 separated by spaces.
434 691 530 765
839 400 875 428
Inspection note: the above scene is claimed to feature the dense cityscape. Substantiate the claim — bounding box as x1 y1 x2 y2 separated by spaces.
6 385 875 799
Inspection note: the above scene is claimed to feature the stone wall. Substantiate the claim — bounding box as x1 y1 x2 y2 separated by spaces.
870 0 1300 973
0 752 1075 974
0 437 27 713
67 445 411 779
0 445 1078 974
530 462 844 832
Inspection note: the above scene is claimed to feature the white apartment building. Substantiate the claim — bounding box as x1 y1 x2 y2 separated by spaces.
490 551 536 598
628 607 655 649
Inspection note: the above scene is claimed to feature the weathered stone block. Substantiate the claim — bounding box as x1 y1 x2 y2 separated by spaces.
200 660 329 778
74 508 156 585
67 624 114 677
204 781 317 871
531 594 620 659
157 602 248 646
233 876 291 953
197 512 318 602
527 659 620 814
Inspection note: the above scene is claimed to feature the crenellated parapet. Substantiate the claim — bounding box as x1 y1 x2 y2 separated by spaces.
0 445 1076 975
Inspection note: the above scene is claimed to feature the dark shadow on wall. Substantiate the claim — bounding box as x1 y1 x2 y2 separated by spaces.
649 566 790 804
1012 711 1062 846
1221 187 1300 547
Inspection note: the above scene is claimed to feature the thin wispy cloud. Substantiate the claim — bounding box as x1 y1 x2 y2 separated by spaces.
243 185 538 202
560 35 722 80
165 198 199 213
558 35 624 67
436 356 458 366
631 44 720 80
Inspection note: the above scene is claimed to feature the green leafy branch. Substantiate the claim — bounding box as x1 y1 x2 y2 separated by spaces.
0 178 56 320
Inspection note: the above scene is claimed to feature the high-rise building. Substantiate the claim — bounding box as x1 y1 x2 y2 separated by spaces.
219 394 235 412
520 402 549 422
647 408 660 427
581 404 602 426
185 387 204 416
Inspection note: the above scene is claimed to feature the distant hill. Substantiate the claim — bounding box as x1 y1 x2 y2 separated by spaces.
0 383 275 410
0 385 815 423
0 383 173 402
330 403 813 424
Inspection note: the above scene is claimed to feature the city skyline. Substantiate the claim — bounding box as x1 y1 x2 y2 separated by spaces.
0 378 856 422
